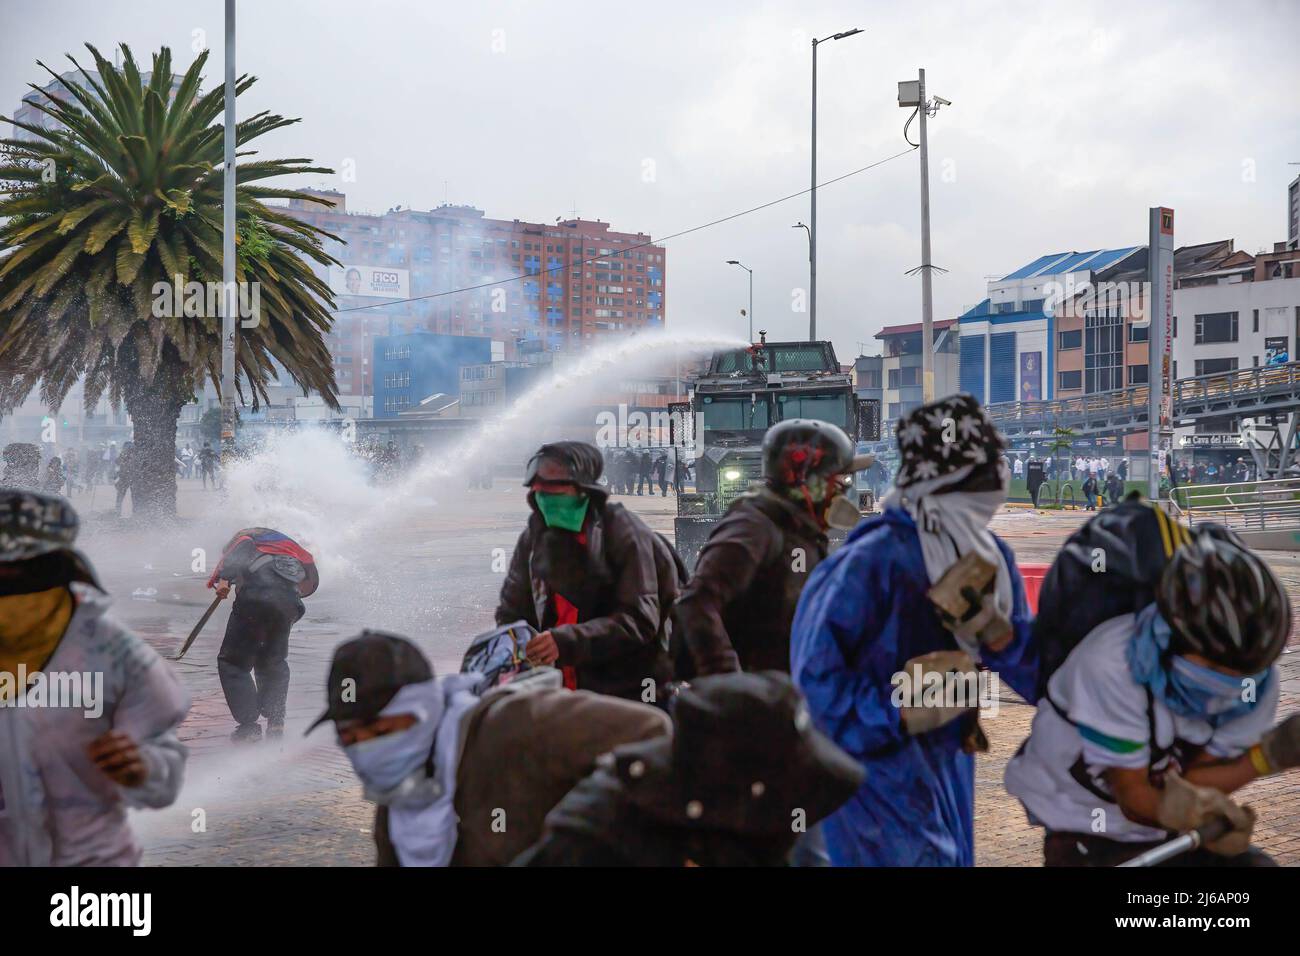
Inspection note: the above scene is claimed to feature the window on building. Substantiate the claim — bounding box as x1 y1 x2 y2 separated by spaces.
1194 312 1238 344
1059 329 1082 350
1194 357 1238 376
1253 310 1259 333
1058 369 1082 390
887 368 900 389
1128 324 1149 343
1127 364 1149 385
1085 310 1123 392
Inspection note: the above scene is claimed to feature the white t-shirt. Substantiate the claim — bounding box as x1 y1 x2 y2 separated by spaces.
1014 458 1024 477
1075 457 1085 472
1100 457 1110 472
1005 614 1278 842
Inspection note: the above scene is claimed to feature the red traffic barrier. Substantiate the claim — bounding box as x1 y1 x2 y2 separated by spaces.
1018 563 1051 614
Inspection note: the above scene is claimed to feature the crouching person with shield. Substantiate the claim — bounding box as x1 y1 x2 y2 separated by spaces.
207 527 318 742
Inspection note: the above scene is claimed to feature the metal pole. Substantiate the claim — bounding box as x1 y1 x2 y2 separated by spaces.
220 0 237 472
748 268 753 342
918 69 935 402
810 39 818 342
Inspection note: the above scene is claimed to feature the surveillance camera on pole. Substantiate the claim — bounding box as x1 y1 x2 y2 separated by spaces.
899 68 950 402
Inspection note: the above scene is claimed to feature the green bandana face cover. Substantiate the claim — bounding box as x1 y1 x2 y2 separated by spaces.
534 492 590 532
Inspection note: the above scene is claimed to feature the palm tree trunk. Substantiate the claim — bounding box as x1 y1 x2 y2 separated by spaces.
123 362 189 522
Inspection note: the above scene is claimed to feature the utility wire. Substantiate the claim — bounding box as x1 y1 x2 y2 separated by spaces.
328 146 918 315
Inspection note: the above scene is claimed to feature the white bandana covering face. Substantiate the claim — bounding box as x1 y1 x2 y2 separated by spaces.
881 461 1013 659
344 674 482 867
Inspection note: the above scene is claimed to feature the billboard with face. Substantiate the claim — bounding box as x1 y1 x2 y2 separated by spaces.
328 265 409 299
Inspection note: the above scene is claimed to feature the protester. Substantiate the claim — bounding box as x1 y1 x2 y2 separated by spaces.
1006 526 1298 866
198 441 217 489
0 489 190 865
637 449 652 496
311 630 671 866
63 447 80 496
113 440 136 515
1083 472 1098 511
42 456 65 496
208 527 318 741
673 454 689 494
514 671 864 866
1105 471 1124 506
790 394 1038 866
676 419 869 677
496 441 678 700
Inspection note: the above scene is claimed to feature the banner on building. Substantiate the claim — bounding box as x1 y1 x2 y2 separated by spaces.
1266 336 1289 366
328 265 409 299
1019 351 1042 401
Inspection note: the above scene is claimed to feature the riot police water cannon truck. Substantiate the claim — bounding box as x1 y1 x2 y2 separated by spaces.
669 333 881 570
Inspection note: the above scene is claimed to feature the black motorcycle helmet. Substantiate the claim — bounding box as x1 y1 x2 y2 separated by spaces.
761 419 856 493
1156 525 1291 673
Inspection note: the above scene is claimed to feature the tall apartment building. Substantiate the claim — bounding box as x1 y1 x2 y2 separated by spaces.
280 191 667 398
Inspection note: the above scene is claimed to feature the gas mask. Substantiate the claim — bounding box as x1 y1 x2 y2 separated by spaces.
823 474 861 530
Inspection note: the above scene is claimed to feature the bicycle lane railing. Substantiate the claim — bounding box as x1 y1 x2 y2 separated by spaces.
1168 477 1300 534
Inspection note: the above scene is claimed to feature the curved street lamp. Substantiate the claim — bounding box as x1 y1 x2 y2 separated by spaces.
726 260 753 342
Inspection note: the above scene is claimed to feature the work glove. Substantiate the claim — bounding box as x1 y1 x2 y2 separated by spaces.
927 554 1012 652
898 649 977 736
1155 772 1255 857
1257 713 1300 774
951 599 1013 653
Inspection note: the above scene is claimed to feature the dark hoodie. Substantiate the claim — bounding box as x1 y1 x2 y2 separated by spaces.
497 442 678 700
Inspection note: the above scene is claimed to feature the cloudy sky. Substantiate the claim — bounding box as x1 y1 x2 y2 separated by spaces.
4 0 1297 362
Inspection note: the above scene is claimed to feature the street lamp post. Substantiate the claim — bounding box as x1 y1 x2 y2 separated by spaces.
221 0 237 473
726 260 754 342
810 27 863 343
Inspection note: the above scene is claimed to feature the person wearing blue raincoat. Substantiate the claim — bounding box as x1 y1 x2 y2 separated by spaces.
791 395 1038 866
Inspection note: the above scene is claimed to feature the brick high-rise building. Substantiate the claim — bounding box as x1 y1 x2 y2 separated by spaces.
281 191 667 397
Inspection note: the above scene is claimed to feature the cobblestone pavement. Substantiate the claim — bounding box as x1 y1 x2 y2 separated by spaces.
71 480 1298 866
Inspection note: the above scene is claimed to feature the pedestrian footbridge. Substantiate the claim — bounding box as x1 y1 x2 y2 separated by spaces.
985 362 1300 440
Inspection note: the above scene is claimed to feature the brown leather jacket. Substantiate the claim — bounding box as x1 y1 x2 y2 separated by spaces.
374 684 671 866
675 488 828 676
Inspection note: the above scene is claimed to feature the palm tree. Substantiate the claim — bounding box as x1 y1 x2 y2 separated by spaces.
0 43 341 519
1048 423 1075 506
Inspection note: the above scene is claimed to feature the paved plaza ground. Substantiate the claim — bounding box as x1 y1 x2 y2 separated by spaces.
70 478 1299 867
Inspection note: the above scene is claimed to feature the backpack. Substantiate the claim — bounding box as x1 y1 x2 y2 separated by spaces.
1032 494 1191 699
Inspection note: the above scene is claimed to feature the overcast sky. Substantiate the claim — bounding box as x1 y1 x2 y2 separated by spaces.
4 0 1298 362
